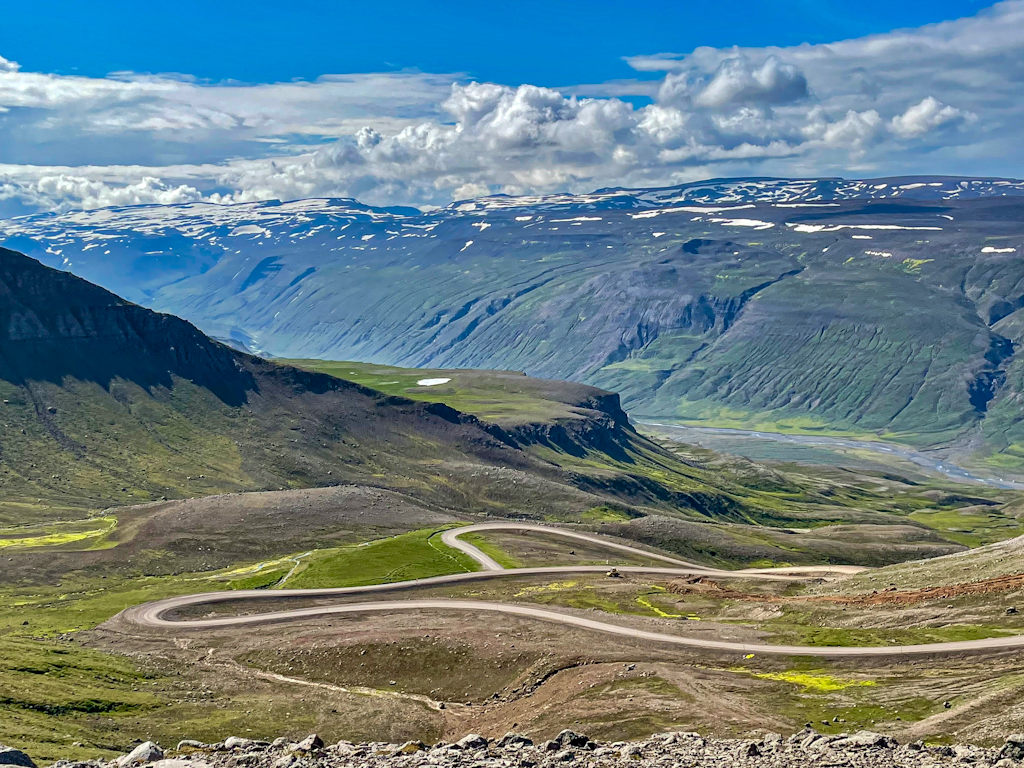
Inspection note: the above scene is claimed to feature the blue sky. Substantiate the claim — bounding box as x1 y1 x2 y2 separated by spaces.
2 0 989 86
0 1 1019 214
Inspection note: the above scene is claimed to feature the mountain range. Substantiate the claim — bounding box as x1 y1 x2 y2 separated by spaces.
3 175 1024 470
6 244 984 574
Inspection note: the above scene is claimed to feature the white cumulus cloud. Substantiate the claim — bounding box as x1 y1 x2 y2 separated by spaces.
0 1 1020 215
891 96 976 138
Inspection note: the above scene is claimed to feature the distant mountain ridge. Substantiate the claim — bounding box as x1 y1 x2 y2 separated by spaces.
3 176 1024 471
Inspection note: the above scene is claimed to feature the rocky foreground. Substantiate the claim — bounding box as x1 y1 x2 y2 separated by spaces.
6 730 1024 768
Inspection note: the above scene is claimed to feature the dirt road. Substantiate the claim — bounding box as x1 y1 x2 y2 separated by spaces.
119 523 1020 657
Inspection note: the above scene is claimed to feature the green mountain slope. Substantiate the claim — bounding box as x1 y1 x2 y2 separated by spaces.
0 247 619 525
5 189 1023 470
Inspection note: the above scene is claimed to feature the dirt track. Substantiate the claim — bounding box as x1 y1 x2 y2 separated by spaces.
116 523 1024 657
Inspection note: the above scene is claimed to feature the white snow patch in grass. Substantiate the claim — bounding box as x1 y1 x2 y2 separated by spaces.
416 378 452 387
460 240 473 252
982 246 1017 253
710 218 774 230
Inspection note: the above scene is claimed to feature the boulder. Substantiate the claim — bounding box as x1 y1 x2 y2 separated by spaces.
1000 735 1024 761
497 733 533 749
455 734 488 751
555 730 590 749
830 731 891 749
621 744 643 760
0 746 35 768
294 735 324 752
118 742 164 766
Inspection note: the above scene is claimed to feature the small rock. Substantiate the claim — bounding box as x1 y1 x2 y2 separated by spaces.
831 731 890 749
1000 734 1024 761
497 733 533 749
223 738 252 751
555 730 590 749
0 746 36 768
175 741 207 752
455 734 488 751
554 749 575 762
397 741 426 754
118 742 164 766
953 745 978 761
800 733 822 749
744 742 761 757
542 741 560 752
294 735 323 752
621 744 643 760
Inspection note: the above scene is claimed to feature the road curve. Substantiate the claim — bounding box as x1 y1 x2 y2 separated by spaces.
117 523 1017 657
441 523 712 572
441 523 865 576
125 596 1024 657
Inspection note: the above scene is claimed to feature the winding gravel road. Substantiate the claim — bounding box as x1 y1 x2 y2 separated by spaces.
119 523 1017 657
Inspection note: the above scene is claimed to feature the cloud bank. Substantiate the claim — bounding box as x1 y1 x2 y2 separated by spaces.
0 1 1020 215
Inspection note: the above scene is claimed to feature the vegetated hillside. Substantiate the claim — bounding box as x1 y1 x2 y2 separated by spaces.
2 251 1016 573
3 177 1024 470
0 246 704 528
11 245 932 545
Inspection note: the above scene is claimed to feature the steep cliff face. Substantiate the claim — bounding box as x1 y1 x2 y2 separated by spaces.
1 247 256 405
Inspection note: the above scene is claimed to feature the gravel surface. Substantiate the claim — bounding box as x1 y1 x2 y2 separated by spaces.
20 729 1024 768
